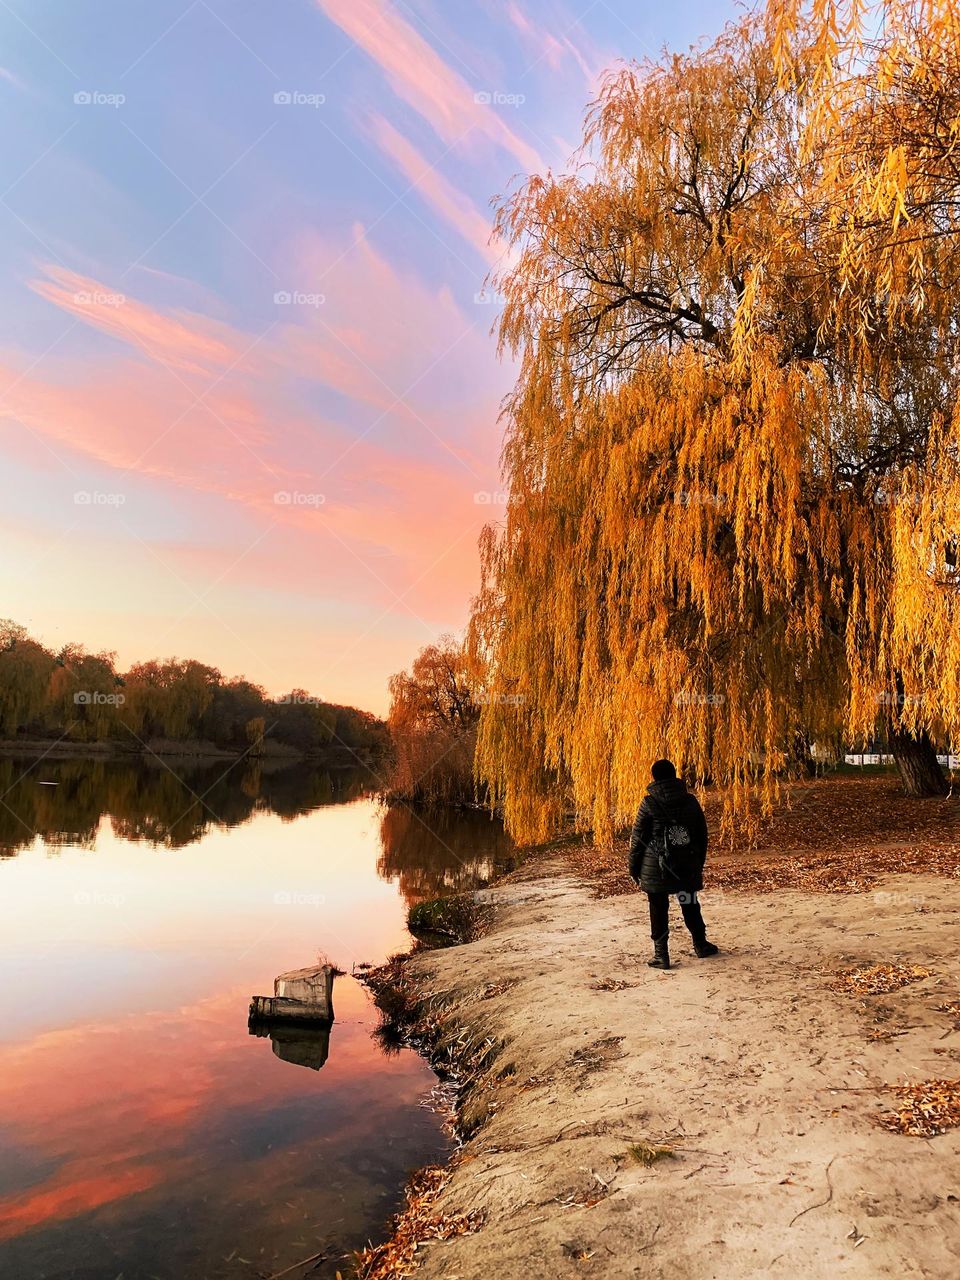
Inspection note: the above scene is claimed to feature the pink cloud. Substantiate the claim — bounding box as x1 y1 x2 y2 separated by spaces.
315 0 542 172
29 265 248 376
0 66 27 92
3 247 505 621
504 1 606 87
274 225 505 444
366 114 501 263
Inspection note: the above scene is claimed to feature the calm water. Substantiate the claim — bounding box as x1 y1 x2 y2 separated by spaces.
0 756 514 1279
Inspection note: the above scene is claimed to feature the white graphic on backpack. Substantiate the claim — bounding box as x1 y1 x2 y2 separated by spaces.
659 820 695 881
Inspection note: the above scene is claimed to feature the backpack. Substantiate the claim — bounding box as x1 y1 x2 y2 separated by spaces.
657 813 699 883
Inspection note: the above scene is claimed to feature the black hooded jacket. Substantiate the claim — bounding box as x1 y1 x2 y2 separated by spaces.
628 778 708 894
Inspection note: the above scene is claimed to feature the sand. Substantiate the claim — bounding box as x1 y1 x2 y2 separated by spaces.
399 860 960 1278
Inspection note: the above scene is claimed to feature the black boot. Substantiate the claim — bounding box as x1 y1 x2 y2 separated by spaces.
648 939 670 969
694 939 719 958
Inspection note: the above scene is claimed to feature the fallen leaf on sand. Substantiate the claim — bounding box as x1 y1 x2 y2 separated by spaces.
877 1078 960 1137
354 1164 484 1279
830 963 932 995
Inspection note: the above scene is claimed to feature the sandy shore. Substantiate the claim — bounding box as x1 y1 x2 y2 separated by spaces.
383 858 960 1278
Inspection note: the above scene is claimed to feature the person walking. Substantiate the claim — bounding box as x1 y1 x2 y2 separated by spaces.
628 758 719 969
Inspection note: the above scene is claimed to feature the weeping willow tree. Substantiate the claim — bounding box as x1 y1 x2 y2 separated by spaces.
469 10 960 845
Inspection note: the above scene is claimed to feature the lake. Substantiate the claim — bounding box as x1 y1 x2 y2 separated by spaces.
0 755 514 1279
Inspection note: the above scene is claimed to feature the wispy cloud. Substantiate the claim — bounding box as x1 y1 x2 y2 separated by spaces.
10 237 505 623
0 66 27 92
29 266 248 376
504 1 609 86
315 0 543 172
365 114 500 263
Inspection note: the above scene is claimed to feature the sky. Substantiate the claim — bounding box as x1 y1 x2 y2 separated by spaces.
0 0 735 715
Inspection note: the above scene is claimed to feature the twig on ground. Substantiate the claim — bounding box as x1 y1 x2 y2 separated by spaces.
789 1156 837 1226
263 1250 328 1280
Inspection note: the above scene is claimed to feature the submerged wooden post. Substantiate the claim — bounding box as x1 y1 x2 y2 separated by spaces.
248 964 335 1025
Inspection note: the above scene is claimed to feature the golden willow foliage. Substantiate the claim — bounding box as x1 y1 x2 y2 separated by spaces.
771 0 960 319
386 636 480 806
469 10 960 845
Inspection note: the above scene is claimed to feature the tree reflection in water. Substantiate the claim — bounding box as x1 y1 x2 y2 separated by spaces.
0 756 379 855
377 803 516 908
0 761 517 915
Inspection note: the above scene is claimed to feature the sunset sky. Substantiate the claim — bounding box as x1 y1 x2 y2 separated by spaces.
0 0 734 715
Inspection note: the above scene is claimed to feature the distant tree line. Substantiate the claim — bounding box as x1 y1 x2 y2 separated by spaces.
0 619 388 756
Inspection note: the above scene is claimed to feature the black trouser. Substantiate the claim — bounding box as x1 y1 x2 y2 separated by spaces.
647 891 706 945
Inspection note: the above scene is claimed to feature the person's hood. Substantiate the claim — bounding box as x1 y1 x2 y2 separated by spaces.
646 777 689 808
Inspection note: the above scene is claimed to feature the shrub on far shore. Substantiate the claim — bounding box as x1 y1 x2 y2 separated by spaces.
385 635 480 807
386 722 478 807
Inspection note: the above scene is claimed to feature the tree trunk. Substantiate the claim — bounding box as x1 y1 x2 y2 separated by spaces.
790 731 818 777
889 729 949 797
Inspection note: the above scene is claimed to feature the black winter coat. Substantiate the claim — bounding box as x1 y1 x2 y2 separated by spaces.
628 778 708 894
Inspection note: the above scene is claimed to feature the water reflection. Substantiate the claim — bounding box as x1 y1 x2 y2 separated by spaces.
250 1021 333 1071
0 756 376 855
0 759 514 1279
377 803 516 904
